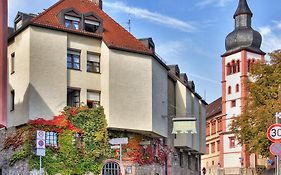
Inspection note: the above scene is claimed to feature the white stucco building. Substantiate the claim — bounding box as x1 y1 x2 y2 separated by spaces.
0 0 207 174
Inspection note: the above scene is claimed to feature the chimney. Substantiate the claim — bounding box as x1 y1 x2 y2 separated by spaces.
90 0 103 10
0 0 8 127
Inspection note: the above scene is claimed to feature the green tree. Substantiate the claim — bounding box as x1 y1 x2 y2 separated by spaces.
232 50 281 157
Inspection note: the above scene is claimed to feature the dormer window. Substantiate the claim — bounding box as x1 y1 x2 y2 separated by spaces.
84 12 103 33
85 19 100 33
64 15 80 30
60 8 102 33
15 15 23 31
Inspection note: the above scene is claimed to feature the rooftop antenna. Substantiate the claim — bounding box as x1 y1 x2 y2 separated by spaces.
126 19 131 33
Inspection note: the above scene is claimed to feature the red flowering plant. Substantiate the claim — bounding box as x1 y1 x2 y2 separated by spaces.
112 133 173 166
2 105 110 174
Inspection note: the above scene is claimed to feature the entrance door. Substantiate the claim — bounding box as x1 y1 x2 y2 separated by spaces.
102 161 121 175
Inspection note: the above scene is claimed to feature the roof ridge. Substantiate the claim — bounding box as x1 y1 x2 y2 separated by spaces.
94 3 150 52
31 0 67 22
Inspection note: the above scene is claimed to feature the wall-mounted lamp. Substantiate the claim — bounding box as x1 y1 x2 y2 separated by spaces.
172 118 197 134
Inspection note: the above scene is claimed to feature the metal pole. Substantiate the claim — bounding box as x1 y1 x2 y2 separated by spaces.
276 114 279 175
40 156 42 175
119 144 122 166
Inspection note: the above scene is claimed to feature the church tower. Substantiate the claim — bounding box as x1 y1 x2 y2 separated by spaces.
220 0 265 171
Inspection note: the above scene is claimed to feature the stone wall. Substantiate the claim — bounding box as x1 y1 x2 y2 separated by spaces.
135 164 164 175
0 127 30 175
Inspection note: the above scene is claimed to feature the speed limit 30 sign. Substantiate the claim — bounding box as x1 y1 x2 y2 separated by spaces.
267 124 281 142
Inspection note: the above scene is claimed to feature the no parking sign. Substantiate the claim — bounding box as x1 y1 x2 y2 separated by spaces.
36 130 46 156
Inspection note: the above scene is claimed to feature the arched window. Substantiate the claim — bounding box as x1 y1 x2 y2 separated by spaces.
232 60 236 73
226 63 231 75
237 60 240 72
228 86 231 94
236 84 239 92
102 161 121 175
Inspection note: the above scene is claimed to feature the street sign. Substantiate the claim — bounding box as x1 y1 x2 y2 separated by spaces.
267 124 281 142
36 149 46 156
37 130 45 140
110 145 120 149
270 143 281 156
36 130 46 157
36 139 46 149
109 137 128 145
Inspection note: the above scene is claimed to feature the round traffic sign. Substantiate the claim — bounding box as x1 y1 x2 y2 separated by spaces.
38 140 44 147
267 124 281 142
270 143 281 156
38 131 44 137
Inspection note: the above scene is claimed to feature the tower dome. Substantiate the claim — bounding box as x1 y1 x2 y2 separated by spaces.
223 0 265 56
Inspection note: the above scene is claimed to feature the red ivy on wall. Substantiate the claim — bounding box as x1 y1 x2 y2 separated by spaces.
115 135 173 166
29 108 81 133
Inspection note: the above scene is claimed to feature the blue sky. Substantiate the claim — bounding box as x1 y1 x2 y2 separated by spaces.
8 0 281 103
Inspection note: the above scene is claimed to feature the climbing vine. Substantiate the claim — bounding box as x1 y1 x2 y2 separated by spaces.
109 131 173 166
2 106 110 175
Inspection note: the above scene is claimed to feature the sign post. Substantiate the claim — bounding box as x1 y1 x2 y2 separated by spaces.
109 137 128 166
267 113 281 175
36 130 46 175
277 113 281 175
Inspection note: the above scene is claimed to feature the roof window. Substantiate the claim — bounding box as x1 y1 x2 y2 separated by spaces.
64 15 81 30
85 19 100 33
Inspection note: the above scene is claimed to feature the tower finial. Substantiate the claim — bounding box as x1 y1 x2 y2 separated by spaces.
222 0 265 56
233 0 253 18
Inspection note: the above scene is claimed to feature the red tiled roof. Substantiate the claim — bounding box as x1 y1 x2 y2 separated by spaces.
206 97 222 118
31 0 152 55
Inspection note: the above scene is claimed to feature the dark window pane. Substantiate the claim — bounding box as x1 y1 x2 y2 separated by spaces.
73 56 80 63
65 20 72 28
73 63 80 69
67 51 80 70
73 21 79 29
87 61 94 72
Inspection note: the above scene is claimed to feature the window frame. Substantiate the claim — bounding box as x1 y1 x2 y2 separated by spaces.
67 49 81 70
229 137 236 148
236 84 240 92
87 52 100 73
87 90 101 108
228 86 231 94
10 90 15 112
11 52 15 74
217 118 222 132
211 142 215 153
211 120 216 134
64 15 81 30
231 100 236 108
67 88 81 107
84 19 100 33
45 131 58 147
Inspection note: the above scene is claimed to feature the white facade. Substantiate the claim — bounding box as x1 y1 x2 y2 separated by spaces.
222 51 263 168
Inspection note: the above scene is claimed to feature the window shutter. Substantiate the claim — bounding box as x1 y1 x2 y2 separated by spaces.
87 91 100 101
87 54 100 62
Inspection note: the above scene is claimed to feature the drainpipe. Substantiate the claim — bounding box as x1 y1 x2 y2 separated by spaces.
0 0 8 127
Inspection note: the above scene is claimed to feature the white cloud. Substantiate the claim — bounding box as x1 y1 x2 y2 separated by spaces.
273 20 281 30
259 24 281 52
259 26 272 36
196 0 234 8
188 73 220 84
103 1 196 32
